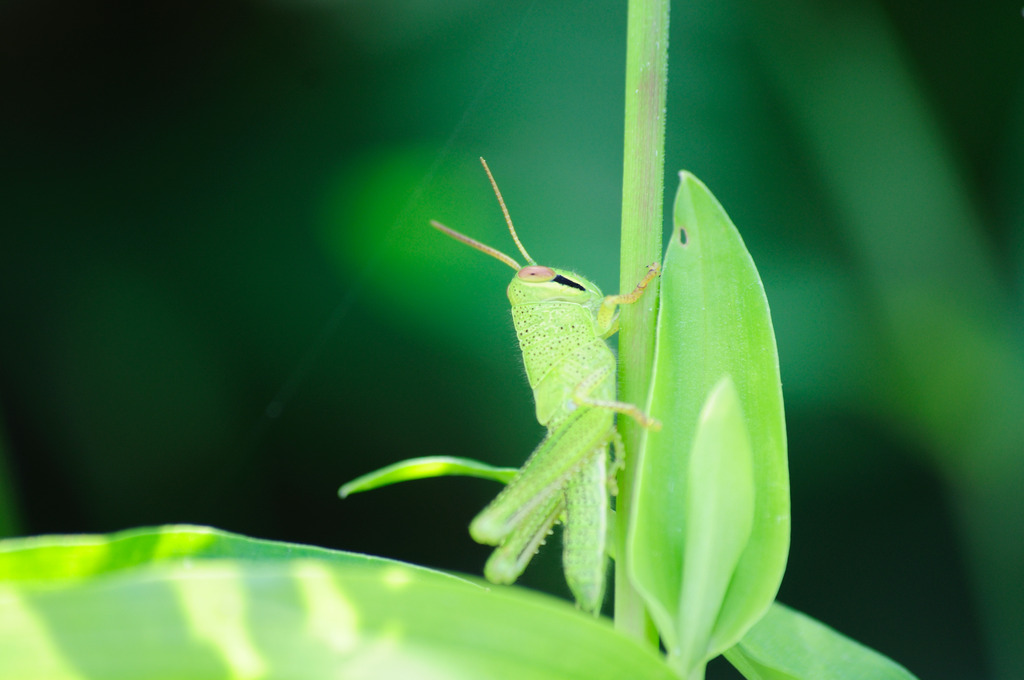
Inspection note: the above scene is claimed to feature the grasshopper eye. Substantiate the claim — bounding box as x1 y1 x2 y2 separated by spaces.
553 275 586 291
518 265 556 281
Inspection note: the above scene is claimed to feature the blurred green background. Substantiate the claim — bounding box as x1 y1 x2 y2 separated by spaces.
0 1 1020 679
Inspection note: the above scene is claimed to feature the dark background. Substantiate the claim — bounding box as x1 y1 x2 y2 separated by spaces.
1 2 1021 679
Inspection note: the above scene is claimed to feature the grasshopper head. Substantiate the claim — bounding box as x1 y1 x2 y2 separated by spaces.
506 265 604 308
432 158 604 309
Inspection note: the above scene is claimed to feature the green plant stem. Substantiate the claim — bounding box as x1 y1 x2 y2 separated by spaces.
614 0 669 644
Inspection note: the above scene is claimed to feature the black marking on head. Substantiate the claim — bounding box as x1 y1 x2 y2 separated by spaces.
553 275 586 291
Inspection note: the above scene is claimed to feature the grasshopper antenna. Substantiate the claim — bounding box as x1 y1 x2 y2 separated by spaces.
480 157 537 266
429 219 522 271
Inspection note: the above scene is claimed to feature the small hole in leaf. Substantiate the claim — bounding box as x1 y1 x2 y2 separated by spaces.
677 227 688 245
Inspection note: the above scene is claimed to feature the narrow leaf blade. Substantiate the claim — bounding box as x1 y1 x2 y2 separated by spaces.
339 456 516 498
724 603 920 680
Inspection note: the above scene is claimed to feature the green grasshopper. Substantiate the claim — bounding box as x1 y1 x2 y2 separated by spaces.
432 158 660 613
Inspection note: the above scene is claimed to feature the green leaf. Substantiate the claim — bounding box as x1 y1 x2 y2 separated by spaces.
674 377 756 677
0 525 679 680
340 456 517 498
628 172 790 672
724 603 920 680
0 524 408 582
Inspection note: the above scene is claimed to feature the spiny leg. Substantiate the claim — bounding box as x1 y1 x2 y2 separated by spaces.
562 446 610 614
470 407 616 545
570 362 662 430
597 263 660 333
484 490 564 585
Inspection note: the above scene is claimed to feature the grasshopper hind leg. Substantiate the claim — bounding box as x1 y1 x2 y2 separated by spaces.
483 491 564 585
562 444 610 614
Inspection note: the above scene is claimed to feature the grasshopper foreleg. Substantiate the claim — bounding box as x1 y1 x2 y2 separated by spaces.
596 263 660 334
